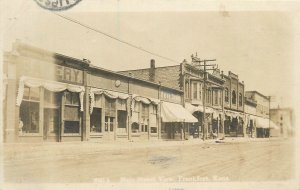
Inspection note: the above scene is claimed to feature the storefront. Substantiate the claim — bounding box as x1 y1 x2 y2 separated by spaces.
161 101 197 140
224 110 244 137
255 117 270 138
245 114 256 138
130 95 160 141
89 88 130 141
13 69 86 142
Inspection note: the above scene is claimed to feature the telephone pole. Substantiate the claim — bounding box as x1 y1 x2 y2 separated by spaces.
191 55 216 141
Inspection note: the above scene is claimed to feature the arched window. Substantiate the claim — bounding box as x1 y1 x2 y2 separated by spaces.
239 93 243 106
232 90 236 104
225 88 229 102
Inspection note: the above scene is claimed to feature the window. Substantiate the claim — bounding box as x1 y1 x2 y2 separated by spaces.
19 86 40 134
141 118 148 132
225 88 229 103
105 97 116 116
151 127 157 133
193 82 197 99
131 122 139 133
185 82 190 99
198 83 202 100
117 110 127 133
141 103 149 117
206 89 212 104
214 90 219 105
151 105 157 115
90 108 102 133
239 93 243 106
105 116 114 132
232 90 236 104
64 91 80 134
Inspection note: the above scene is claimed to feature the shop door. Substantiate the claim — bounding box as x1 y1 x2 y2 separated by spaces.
43 108 60 142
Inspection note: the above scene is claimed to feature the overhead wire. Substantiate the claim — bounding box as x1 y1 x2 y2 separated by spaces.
53 13 180 64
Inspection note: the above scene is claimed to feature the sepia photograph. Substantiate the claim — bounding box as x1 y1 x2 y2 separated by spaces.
1 0 299 190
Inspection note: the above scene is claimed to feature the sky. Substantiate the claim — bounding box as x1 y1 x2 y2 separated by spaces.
2 0 300 108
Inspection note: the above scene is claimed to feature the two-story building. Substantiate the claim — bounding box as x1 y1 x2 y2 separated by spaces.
3 41 197 143
222 71 245 137
245 91 270 138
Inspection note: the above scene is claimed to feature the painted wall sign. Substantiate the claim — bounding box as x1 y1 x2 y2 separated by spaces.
160 89 182 103
55 65 83 84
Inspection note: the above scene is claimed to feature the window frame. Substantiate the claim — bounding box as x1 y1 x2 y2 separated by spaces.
19 86 42 136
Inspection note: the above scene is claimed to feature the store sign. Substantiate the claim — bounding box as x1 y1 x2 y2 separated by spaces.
160 89 181 103
55 65 83 84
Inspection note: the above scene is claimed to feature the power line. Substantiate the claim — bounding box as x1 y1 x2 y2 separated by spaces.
52 13 180 64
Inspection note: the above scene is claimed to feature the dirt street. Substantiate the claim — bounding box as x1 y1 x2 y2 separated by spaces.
3 138 295 183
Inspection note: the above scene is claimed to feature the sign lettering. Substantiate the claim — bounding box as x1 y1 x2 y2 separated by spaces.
55 65 83 84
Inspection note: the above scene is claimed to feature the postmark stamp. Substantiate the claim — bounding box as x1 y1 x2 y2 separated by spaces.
33 0 81 11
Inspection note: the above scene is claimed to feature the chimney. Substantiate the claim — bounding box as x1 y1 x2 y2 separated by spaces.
149 59 155 81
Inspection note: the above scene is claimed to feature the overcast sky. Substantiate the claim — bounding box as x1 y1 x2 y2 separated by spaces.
2 1 300 108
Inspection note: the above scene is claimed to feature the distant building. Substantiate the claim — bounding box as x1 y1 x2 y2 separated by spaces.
244 97 257 138
245 91 270 138
270 108 294 137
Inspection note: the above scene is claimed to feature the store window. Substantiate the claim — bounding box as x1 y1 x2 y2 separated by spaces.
232 90 236 104
19 86 40 134
117 110 127 133
131 122 139 133
64 91 80 134
239 93 243 106
90 108 102 133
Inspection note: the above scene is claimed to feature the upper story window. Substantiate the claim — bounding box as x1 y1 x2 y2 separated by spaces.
232 90 236 104
214 90 219 105
192 82 197 99
239 93 243 106
225 88 229 103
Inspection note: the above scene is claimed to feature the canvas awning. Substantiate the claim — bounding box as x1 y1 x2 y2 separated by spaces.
16 76 85 111
256 117 269 129
270 121 280 130
161 102 198 123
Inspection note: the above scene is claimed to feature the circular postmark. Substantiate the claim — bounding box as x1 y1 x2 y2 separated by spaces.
34 0 82 11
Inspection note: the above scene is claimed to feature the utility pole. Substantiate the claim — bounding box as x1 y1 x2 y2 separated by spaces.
191 55 216 141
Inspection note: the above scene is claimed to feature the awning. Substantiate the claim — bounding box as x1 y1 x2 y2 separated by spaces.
256 117 269 129
89 88 130 114
162 102 198 123
16 76 85 111
270 121 280 130
184 102 214 114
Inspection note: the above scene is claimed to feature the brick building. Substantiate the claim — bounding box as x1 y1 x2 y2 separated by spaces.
222 71 245 137
119 55 226 140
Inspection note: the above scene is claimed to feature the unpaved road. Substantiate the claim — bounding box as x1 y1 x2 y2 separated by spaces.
3 138 295 183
